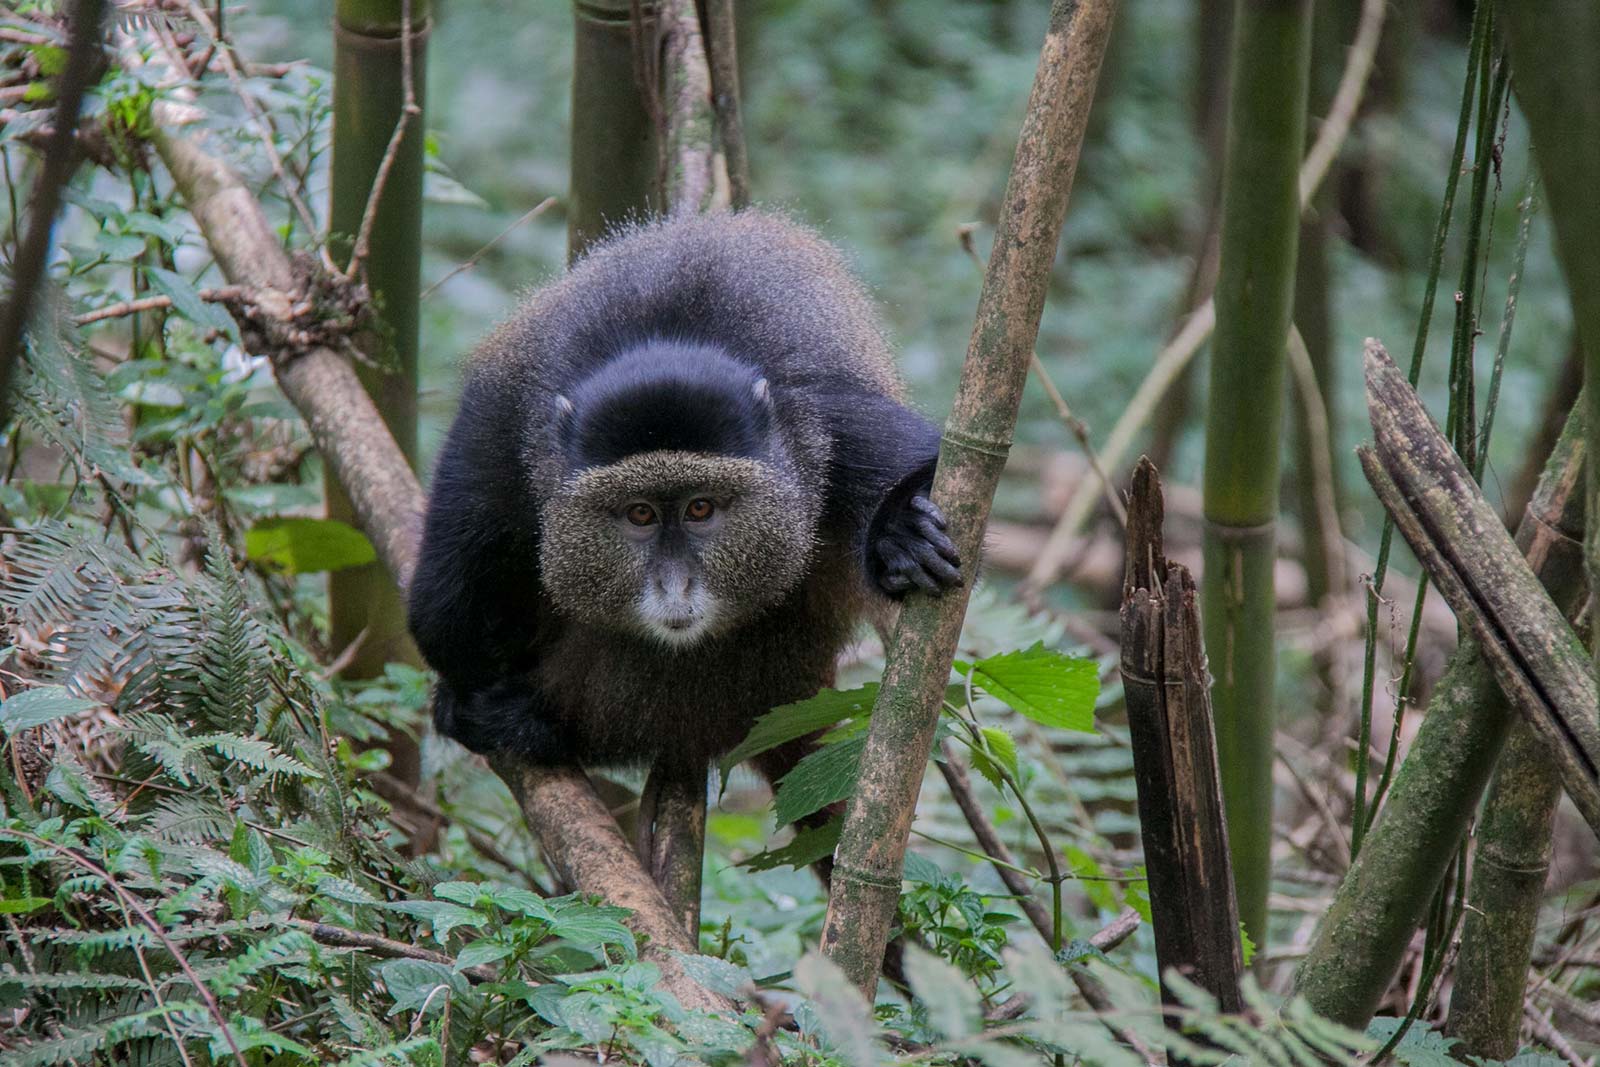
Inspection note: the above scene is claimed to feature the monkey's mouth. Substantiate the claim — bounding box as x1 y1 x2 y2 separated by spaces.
636 595 720 649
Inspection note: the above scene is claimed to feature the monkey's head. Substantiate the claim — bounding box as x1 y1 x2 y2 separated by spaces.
537 341 820 647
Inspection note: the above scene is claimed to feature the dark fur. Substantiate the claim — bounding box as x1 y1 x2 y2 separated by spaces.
408 211 958 771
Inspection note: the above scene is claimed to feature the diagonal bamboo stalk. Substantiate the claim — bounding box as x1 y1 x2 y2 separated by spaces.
1359 341 1600 836
1294 367 1588 1030
819 0 1118 996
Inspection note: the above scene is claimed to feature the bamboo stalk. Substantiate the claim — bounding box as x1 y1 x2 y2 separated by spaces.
570 0 661 258
659 0 717 213
818 0 1118 996
1200 0 1314 952
1359 342 1600 836
1446 717 1567 1058
327 0 431 789
1495 1 1600 661
1293 376 1587 1030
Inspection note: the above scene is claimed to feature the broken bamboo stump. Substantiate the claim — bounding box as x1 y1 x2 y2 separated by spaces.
1120 457 1245 1016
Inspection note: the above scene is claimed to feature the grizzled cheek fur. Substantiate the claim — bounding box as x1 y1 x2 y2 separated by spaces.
537 454 820 633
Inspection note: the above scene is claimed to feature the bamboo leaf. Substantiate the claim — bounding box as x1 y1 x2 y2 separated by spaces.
720 685 877 776
246 517 378 574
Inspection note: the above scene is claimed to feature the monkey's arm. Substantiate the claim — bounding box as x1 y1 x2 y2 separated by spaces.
819 389 962 597
407 383 571 761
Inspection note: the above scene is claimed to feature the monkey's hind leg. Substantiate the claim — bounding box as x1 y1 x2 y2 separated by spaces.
636 760 708 940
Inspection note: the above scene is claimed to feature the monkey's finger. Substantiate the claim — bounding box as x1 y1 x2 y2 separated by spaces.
881 572 913 594
911 516 961 564
876 541 921 592
907 539 962 588
910 495 948 528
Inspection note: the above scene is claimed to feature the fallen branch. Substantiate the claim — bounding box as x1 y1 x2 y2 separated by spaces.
284 918 500 983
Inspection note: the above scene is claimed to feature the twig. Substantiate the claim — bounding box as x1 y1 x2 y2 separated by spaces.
419 197 557 300
1027 0 1386 590
936 740 1054 940
1523 1000 1590 1067
958 224 1125 528
1287 323 1348 595
0 0 105 430
346 0 423 279
282 918 501 983
179 0 326 264
697 0 750 209
72 285 247 325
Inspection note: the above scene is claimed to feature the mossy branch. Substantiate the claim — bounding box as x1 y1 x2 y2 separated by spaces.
818 0 1118 996
1294 344 1592 1029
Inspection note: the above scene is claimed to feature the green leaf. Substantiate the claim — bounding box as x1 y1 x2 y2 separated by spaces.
902 851 944 885
245 517 377 574
377 959 469 1016
671 953 754 998
794 952 885 1067
773 734 866 826
902 943 981 1039
0 896 51 915
0 686 98 735
739 817 841 872
955 643 1099 732
720 684 878 776
1365 1020 1468 1067
384 900 488 942
453 939 512 971
980 726 1019 779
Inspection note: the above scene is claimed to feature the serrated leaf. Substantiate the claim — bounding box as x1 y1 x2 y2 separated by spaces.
794 952 884 1067
0 686 98 734
453 939 512 972
980 726 1019 779
720 684 877 776
902 850 943 884
377 959 468 1016
956 643 1099 732
739 817 841 872
902 943 981 1038
671 953 753 998
1367 1020 1467 1067
245 517 377 574
773 734 865 826
384 900 487 942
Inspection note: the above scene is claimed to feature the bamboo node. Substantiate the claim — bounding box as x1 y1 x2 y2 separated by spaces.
939 428 1013 460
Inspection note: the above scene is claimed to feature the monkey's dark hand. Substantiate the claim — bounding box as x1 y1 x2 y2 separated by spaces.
871 493 962 597
433 678 571 764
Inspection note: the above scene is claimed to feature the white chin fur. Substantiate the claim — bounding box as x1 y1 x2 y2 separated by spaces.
636 594 719 649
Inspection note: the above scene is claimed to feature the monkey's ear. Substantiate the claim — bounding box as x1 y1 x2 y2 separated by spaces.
752 378 772 406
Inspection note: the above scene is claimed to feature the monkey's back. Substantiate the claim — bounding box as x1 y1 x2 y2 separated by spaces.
468 211 905 427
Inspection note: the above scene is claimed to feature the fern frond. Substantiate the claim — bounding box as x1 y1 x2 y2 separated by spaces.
206 930 313 996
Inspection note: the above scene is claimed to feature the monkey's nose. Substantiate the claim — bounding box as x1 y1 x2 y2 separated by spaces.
655 572 695 600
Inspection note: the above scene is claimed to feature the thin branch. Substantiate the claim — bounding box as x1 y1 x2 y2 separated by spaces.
0 0 105 430
419 197 557 300
179 0 326 264
1288 323 1347 594
72 285 246 325
346 0 424 279
282 918 500 982
696 0 750 209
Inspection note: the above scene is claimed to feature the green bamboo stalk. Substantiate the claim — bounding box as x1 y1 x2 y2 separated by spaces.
1446 718 1566 1058
1200 0 1313 952
570 0 662 260
327 0 431 787
1495 2 1600 662
819 0 1118 996
1294 372 1586 1030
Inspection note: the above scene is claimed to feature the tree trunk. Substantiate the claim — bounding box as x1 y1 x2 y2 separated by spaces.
327 0 430 791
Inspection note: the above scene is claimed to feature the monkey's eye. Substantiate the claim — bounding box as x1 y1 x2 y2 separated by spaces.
626 503 658 526
684 498 715 522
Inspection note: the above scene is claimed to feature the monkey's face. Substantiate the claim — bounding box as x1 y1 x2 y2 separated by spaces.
539 451 818 647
